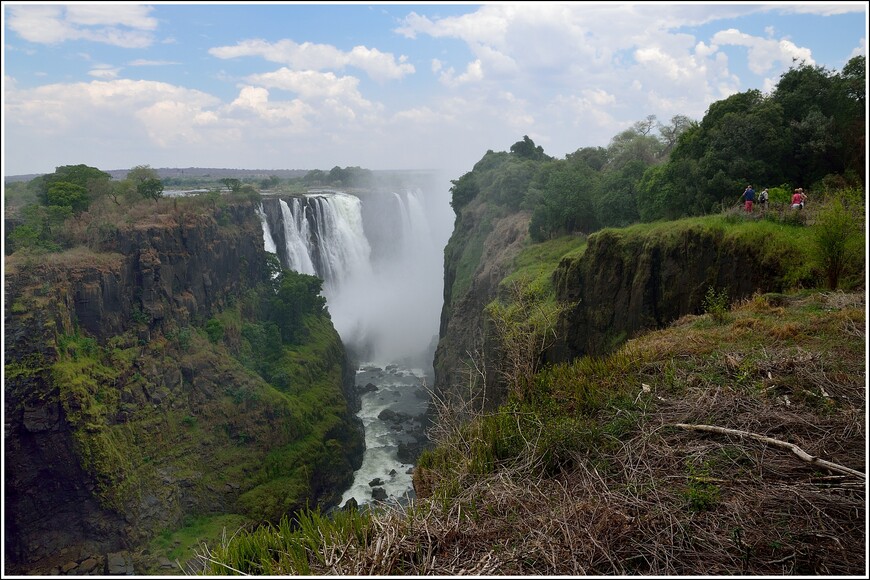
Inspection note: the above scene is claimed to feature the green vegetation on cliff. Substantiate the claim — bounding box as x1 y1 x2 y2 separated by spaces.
4 185 363 574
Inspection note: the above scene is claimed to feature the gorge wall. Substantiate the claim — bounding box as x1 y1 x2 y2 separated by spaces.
4 201 363 574
434 204 810 409
550 223 800 362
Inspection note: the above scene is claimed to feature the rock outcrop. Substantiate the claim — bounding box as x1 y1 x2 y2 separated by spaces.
433 198 531 408
550 225 794 362
4 201 363 574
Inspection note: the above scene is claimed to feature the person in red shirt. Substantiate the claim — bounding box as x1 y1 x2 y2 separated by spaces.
791 188 805 209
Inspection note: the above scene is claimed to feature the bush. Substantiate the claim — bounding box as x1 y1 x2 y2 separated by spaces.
813 197 862 289
702 285 729 324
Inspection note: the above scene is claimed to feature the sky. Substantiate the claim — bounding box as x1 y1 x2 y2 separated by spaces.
2 1 867 181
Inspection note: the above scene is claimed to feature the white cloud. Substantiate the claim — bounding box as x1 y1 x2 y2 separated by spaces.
228 86 312 127
128 59 182 67
88 66 121 79
209 39 414 81
5 79 220 137
778 4 867 16
711 28 814 74
7 4 157 48
849 37 867 59
439 59 484 87
65 5 157 29
243 68 374 111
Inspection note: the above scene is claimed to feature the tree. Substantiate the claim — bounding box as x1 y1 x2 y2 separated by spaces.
220 178 242 193
46 182 89 214
138 178 164 202
260 175 282 190
813 197 862 290
449 171 479 211
31 164 110 206
107 180 135 206
127 165 160 185
658 114 696 154
268 269 327 344
510 135 549 161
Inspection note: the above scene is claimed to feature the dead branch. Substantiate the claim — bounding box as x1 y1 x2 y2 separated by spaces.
672 423 865 480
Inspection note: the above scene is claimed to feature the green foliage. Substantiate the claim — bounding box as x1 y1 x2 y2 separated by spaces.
220 178 242 193
449 171 479 211
268 269 327 344
302 166 373 188
199 508 372 575
138 177 164 202
205 318 225 344
131 306 150 325
47 181 89 214
486 277 570 400
127 164 160 184
702 285 730 324
8 203 70 253
683 461 721 512
31 164 111 205
510 135 550 161
812 196 863 289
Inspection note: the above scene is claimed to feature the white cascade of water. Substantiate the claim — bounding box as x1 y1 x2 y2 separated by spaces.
256 203 277 254
278 198 317 276
307 194 373 297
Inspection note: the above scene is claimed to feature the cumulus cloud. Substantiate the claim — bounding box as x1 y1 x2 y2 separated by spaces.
228 86 312 127
7 4 157 48
439 59 485 87
711 28 814 74
5 79 220 138
209 39 414 81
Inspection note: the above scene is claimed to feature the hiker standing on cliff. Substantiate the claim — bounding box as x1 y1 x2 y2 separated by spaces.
791 188 805 209
758 187 769 212
740 184 755 213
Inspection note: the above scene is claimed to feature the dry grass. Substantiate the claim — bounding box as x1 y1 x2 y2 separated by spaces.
199 289 866 576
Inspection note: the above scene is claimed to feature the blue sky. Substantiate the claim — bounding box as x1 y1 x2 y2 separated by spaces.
2 2 867 179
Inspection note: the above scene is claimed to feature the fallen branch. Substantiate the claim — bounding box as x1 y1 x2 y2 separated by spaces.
672 423 865 480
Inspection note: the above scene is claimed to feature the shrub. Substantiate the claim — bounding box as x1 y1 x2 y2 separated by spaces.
813 197 862 289
702 285 729 324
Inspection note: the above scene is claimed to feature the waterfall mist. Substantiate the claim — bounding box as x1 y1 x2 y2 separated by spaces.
259 171 454 369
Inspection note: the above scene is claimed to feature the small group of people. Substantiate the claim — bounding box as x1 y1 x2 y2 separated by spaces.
739 184 806 212
739 184 767 213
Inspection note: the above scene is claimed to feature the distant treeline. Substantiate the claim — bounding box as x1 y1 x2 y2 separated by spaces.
449 57 865 241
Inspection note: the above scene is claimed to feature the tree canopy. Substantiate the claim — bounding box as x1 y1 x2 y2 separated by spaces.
451 56 864 239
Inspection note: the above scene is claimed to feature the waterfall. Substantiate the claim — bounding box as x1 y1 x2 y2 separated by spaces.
257 181 453 507
256 203 277 254
279 198 316 276
307 194 373 296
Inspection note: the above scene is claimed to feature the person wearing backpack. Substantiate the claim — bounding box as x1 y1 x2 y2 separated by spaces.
758 188 769 211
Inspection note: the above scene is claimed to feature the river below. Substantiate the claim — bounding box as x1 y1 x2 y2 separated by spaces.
339 363 432 507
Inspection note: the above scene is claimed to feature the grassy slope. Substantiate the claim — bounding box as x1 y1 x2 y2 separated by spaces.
196 205 865 575
200 286 865 576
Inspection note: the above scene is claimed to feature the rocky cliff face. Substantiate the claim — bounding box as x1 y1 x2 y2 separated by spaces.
550 225 791 362
4 201 363 574
436 212 803 411
433 199 531 407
